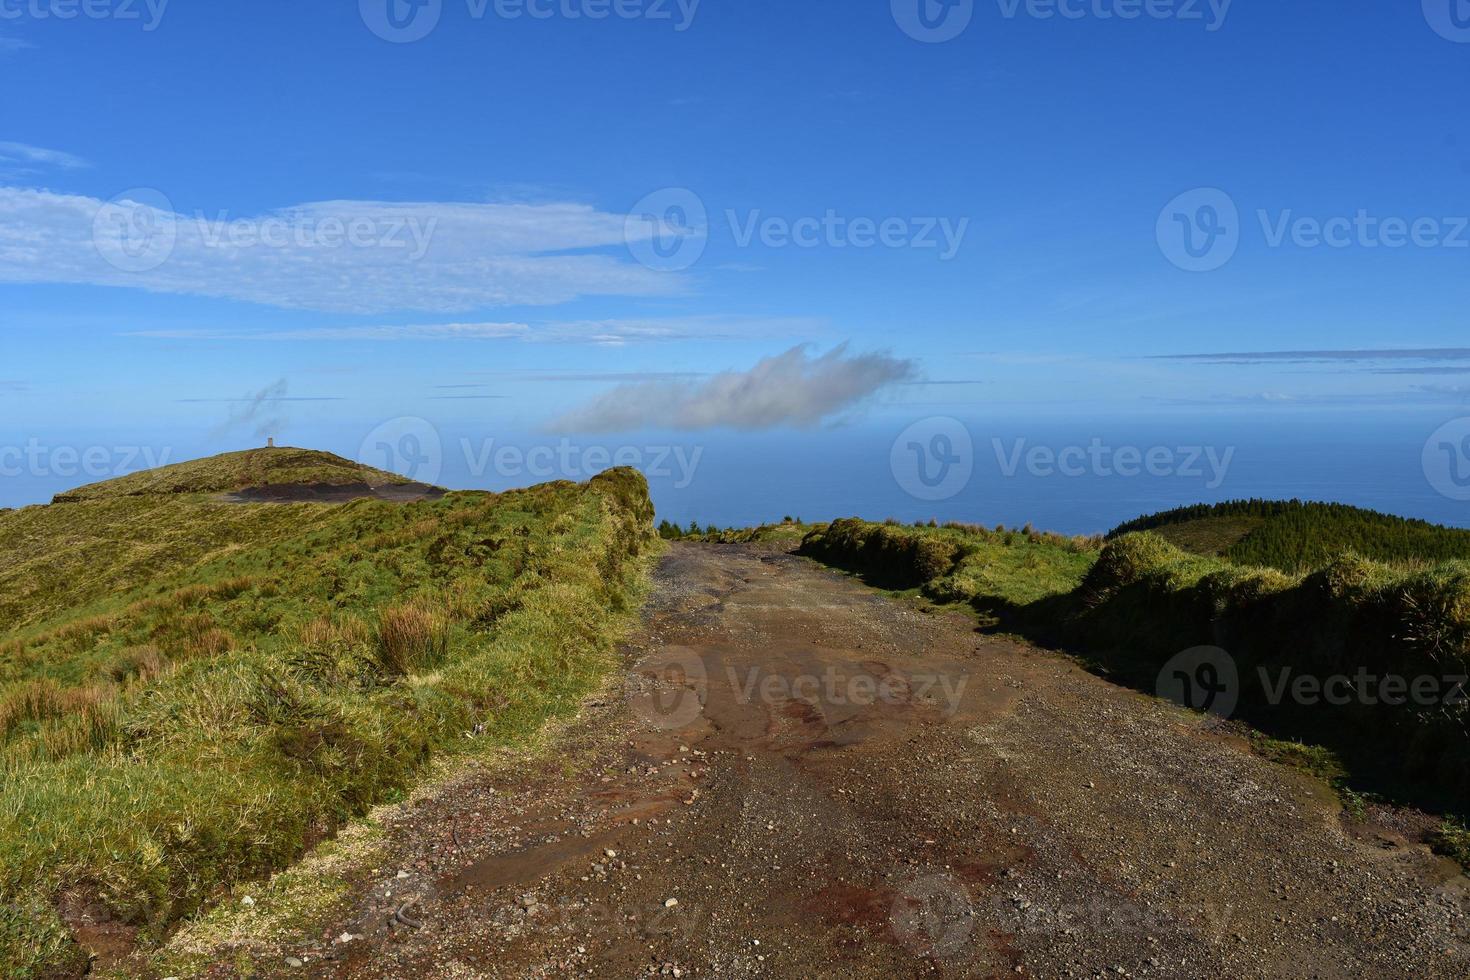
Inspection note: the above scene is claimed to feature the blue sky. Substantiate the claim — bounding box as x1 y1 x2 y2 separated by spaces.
2 1 1470 523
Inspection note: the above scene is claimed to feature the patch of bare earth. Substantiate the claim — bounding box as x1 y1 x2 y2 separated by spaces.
221 482 445 504
193 542 1470 979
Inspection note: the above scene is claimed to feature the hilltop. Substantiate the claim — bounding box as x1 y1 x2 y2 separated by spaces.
51 446 426 504
1107 499 1470 572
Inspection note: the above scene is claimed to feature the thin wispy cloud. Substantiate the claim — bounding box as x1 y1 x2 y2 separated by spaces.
1370 367 1470 376
0 142 88 171
123 315 822 346
1156 348 1470 363
0 188 686 315
533 315 826 346
441 371 707 384
548 343 917 433
134 323 531 342
898 379 987 386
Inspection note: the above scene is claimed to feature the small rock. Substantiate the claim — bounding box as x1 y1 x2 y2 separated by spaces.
285 956 304 968
664 898 679 908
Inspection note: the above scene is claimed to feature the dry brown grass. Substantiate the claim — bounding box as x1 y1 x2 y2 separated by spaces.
0 679 63 738
103 644 169 685
374 602 450 676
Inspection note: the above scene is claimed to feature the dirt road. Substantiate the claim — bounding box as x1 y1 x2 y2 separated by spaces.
234 542 1470 978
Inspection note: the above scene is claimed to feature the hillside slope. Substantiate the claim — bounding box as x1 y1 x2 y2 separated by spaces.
0 456 656 976
1109 499 1470 572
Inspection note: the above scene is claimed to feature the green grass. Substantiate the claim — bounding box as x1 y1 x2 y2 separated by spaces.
1109 499 1470 573
801 518 1098 600
665 517 818 546
0 461 656 977
51 446 412 503
1146 514 1264 557
1431 818 1470 868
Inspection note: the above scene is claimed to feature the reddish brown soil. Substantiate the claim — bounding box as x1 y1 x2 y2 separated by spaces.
223 482 445 504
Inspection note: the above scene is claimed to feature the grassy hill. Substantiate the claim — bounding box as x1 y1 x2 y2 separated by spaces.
1109 499 1470 572
0 454 656 976
52 446 415 503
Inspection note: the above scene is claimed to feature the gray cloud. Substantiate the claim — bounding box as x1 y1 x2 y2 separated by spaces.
203 379 297 441
548 344 916 433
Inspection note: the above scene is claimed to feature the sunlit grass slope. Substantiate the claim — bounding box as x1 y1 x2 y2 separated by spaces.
1110 499 1470 572
0 460 655 976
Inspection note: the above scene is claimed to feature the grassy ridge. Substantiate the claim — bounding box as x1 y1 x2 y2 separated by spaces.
798 518 1470 817
0 468 655 976
1110 499 1470 572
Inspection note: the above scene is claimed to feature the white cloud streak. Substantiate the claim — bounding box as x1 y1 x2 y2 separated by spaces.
122 315 823 346
548 344 917 433
0 187 686 314
0 142 86 170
